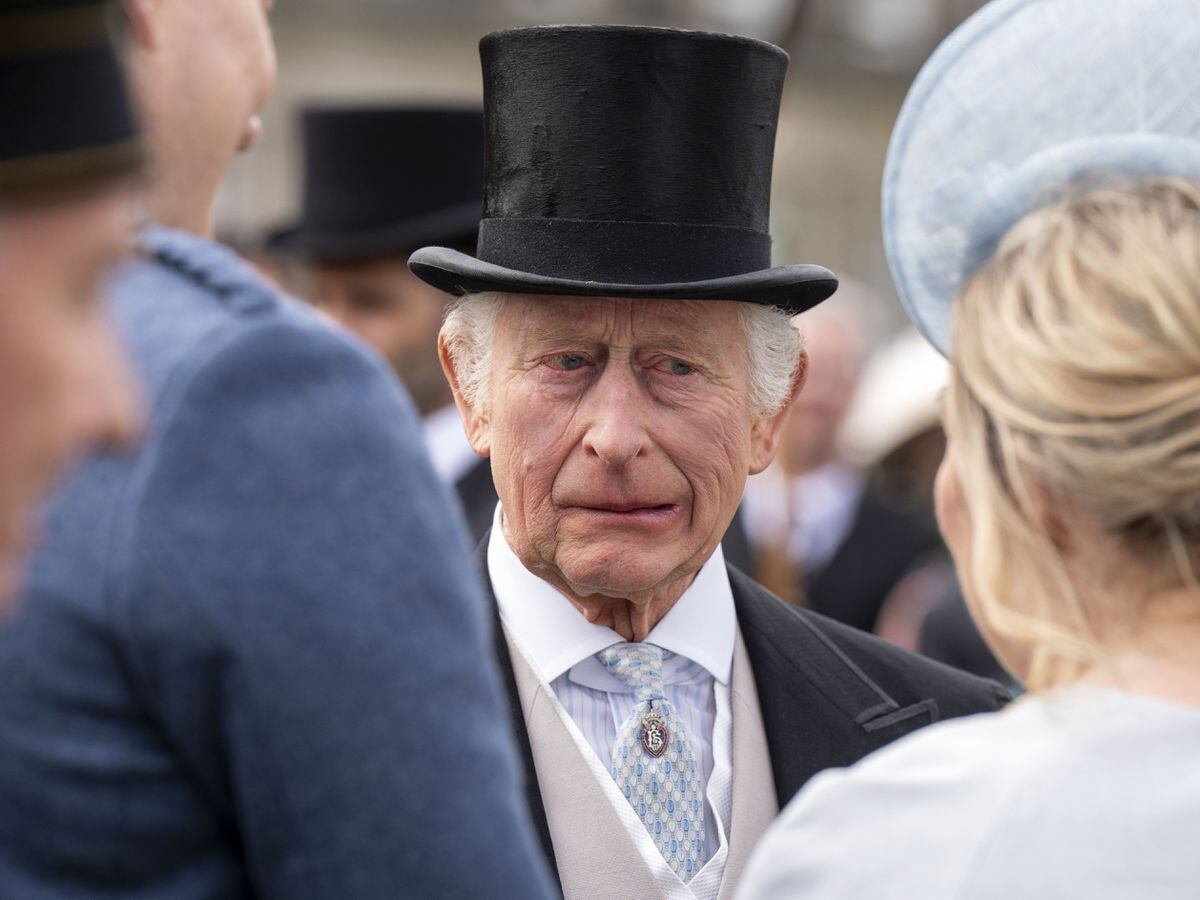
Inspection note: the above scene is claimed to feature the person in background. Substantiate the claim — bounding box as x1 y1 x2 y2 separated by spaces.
742 295 943 628
409 25 1008 899
915 580 1010 684
739 1 1200 896
0 0 143 611
0 1 555 897
269 105 500 539
850 331 1010 684
741 303 866 605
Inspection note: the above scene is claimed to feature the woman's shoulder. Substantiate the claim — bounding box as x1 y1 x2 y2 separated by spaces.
802 693 1070 804
739 703 1053 896
740 689 1200 899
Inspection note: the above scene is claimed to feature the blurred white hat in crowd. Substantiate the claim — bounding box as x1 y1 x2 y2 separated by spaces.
838 329 947 468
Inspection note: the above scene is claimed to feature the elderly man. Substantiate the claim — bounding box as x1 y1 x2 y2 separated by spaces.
0 2 554 897
409 25 1009 900
0 0 143 610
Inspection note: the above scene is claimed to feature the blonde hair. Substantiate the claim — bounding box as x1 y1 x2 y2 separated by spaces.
441 293 803 418
948 179 1200 691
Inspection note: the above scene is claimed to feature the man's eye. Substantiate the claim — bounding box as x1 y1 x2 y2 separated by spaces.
665 359 695 376
554 354 587 371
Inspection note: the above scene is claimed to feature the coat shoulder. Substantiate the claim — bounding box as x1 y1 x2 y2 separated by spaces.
109 227 412 433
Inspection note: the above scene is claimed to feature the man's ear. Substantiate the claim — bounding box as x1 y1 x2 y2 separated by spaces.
748 349 808 475
438 332 491 459
122 0 164 53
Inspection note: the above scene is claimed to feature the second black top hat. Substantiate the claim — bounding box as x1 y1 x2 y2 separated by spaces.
409 25 836 314
0 0 143 201
271 105 484 262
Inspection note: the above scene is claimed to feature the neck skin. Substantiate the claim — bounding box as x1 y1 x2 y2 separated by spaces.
140 162 222 238
1075 586 1200 709
136 113 236 237
129 59 243 238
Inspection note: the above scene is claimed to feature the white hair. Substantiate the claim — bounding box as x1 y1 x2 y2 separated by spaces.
440 292 804 418
737 302 807 417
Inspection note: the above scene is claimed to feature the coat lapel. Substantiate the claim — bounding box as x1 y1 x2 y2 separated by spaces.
729 564 939 808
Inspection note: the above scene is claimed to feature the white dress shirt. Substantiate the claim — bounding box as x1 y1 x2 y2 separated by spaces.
488 504 736 899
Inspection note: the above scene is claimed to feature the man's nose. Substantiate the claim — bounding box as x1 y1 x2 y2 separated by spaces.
72 326 144 453
580 364 651 466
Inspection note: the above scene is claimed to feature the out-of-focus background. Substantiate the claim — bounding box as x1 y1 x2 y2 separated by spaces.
220 0 988 335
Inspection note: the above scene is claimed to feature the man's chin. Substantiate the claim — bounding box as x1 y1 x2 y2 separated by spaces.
553 537 683 599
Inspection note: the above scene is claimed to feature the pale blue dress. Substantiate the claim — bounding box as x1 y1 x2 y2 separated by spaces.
741 686 1200 899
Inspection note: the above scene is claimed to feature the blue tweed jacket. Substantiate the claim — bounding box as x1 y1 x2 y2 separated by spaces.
0 226 555 899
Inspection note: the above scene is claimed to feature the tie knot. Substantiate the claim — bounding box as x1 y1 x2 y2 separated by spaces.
596 642 670 703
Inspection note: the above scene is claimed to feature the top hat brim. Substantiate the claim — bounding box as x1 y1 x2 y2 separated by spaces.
266 200 482 263
408 246 838 315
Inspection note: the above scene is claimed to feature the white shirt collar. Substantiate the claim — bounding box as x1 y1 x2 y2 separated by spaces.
422 404 481 486
487 503 736 686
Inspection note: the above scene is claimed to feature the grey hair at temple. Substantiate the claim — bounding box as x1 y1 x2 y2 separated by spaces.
441 293 805 418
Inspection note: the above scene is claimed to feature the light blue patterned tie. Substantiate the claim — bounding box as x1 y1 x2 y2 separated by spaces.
597 642 706 882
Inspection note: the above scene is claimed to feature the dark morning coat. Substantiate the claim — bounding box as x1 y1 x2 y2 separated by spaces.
479 540 1011 880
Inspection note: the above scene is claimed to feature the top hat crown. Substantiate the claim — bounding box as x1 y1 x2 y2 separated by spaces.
0 0 143 201
269 105 484 261
410 25 837 313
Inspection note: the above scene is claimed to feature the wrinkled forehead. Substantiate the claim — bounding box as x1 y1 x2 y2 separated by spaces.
498 293 743 349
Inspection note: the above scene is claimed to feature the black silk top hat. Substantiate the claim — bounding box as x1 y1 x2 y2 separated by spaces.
269 106 485 262
0 0 142 202
408 25 837 313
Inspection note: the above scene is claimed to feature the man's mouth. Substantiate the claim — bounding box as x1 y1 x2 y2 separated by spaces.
564 501 683 526
573 500 677 513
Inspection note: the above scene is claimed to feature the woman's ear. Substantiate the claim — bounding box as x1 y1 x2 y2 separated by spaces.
748 350 808 475
438 332 491 458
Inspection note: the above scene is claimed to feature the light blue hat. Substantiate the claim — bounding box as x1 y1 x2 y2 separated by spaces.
883 0 1200 356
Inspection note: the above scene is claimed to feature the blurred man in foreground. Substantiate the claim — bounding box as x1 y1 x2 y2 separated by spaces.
0 1 555 897
271 105 499 539
0 0 143 610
